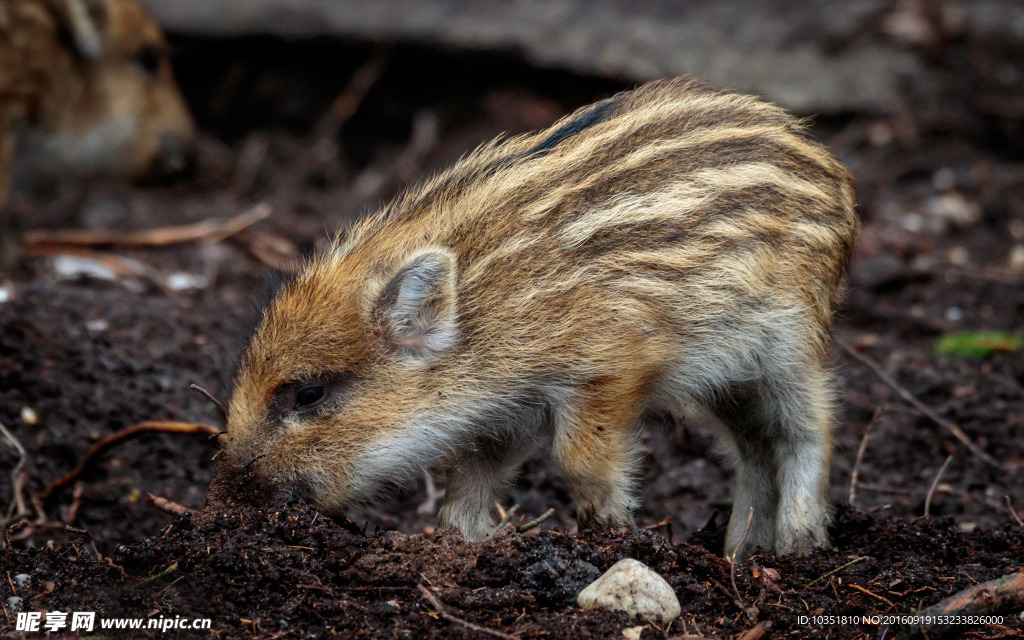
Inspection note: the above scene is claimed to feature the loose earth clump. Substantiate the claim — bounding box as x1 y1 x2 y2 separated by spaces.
2 17 1024 640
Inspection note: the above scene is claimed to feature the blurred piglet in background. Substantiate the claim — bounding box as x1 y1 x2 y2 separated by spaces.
0 0 195 206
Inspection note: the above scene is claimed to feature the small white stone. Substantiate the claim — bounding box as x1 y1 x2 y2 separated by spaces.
866 122 893 146
12 574 30 587
947 246 970 266
20 407 38 425
165 272 208 292
1009 245 1024 272
6 596 23 611
622 625 646 639
926 193 981 227
577 558 681 622
53 255 118 281
901 212 924 233
1010 220 1024 241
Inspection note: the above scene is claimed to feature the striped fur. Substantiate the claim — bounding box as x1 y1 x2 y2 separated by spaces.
226 77 858 556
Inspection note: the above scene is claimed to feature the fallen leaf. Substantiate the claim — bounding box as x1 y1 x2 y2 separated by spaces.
936 331 1023 359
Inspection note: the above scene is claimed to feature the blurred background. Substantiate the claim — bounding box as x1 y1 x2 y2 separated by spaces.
1 0 1022 552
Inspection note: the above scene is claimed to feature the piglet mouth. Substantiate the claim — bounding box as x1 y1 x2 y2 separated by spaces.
202 455 287 514
143 131 198 183
218 448 335 512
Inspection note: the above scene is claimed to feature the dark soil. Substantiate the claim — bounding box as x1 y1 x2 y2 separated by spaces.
2 18 1024 640
5 469 1024 639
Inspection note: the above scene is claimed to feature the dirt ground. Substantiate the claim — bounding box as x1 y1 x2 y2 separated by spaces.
1 18 1024 640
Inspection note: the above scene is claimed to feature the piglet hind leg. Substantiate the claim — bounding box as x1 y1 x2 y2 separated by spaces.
715 365 832 557
769 365 834 556
552 379 645 533
713 386 781 557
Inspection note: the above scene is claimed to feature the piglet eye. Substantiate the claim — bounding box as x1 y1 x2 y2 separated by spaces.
294 385 325 410
134 44 164 76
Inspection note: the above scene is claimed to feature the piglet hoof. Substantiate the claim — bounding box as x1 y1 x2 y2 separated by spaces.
774 527 829 557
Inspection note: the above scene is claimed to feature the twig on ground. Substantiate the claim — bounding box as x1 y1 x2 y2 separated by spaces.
417 584 515 640
673 631 714 640
517 508 556 534
728 507 758 623
902 571 1024 639
736 620 772 640
0 421 28 526
22 203 271 252
645 515 674 545
847 583 895 607
494 504 520 530
19 247 165 286
849 407 882 506
233 135 269 195
42 421 220 498
190 383 230 420
858 482 1003 515
147 493 190 516
104 556 127 579
138 562 179 586
856 484 921 496
805 556 869 589
349 110 439 204
924 454 954 517
229 229 301 273
931 264 1024 287
315 45 391 142
1004 496 1023 527
836 338 999 468
3 521 27 548
64 481 84 525
65 525 102 560
28 492 47 528
417 471 444 516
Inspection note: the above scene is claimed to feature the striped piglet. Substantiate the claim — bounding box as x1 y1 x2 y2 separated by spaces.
223 77 858 556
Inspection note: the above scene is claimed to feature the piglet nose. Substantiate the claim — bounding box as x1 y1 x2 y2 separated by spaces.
150 130 196 180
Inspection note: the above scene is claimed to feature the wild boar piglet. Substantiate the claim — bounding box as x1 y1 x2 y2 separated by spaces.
225 77 858 557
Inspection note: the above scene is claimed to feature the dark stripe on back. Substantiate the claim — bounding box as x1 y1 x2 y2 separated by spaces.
526 93 623 156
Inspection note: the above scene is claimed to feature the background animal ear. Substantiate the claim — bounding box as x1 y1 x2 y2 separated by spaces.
51 0 108 60
375 249 459 360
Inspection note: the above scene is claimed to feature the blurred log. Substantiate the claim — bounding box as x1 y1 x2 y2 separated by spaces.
140 0 928 114
900 571 1024 639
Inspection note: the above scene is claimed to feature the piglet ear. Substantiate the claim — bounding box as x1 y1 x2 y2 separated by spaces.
375 249 458 361
51 0 106 60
